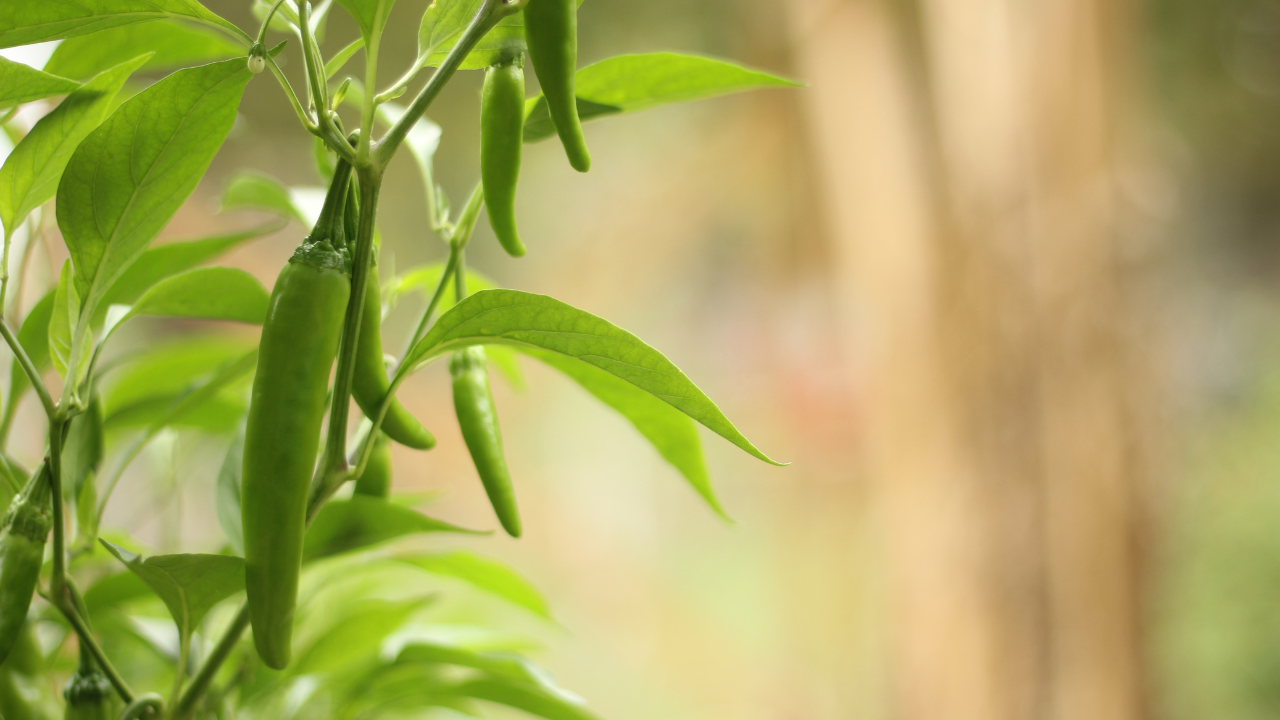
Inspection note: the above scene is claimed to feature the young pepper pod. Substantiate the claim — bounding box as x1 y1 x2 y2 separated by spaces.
0 622 46 720
450 347 521 537
352 432 393 499
352 261 437 450
242 166 353 670
523 0 591 172
481 58 527 257
62 668 113 720
0 463 51 666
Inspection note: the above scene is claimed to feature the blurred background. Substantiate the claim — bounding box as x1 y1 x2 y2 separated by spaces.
12 0 1280 717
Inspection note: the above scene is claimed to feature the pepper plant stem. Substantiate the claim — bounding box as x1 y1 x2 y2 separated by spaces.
374 0 507 168
0 318 53 421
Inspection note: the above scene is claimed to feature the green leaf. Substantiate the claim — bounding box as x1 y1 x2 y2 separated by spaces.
115 267 269 328
399 550 551 620
219 171 308 225
523 52 801 142
93 223 282 326
406 290 782 465
325 37 365 79
445 678 601 720
0 56 78 109
293 598 428 676
377 102 441 214
99 539 245 644
215 429 244 555
7 291 54 407
334 0 397 44
416 0 584 71
49 260 89 382
303 496 484 562
83 569 151 617
0 55 147 239
0 0 244 49
56 57 253 321
62 397 104 505
520 347 725 519
102 335 254 424
43 21 241 80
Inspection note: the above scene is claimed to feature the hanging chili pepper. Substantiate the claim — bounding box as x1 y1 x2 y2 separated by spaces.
524 0 591 172
451 347 521 537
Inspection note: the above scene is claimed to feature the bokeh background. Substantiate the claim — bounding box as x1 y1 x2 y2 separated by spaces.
9 0 1280 717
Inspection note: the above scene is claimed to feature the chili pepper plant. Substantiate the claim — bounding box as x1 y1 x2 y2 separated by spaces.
0 0 795 717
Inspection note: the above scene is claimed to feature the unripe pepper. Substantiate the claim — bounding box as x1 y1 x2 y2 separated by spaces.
62 668 113 720
242 169 352 670
0 463 50 666
450 347 521 537
352 432 393 498
481 58 527 257
352 258 437 450
523 0 591 172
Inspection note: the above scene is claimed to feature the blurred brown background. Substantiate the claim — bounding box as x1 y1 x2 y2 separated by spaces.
18 0 1280 717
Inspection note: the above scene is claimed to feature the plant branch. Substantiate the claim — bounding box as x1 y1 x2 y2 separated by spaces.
399 242 459 363
373 0 510 168
170 607 248 720
0 318 53 421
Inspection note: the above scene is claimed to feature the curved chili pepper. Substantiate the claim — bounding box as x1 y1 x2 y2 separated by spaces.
451 347 521 537
481 58 527 257
524 0 591 172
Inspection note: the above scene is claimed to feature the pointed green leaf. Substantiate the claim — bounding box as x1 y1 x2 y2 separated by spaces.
219 171 308 224
445 678 601 720
0 55 147 238
93 223 282 326
99 539 244 643
304 496 485 562
117 267 269 328
7 291 54 407
56 58 253 320
48 260 88 381
399 550 551 620
215 429 244 555
523 53 801 142
43 21 241 80
416 0 584 70
406 289 782 465
102 335 254 424
293 598 428 676
62 397 104 506
0 56 78 109
0 0 244 49
520 347 726 519
325 38 365 79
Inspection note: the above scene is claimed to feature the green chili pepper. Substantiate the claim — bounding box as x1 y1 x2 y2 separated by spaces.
352 432 393 498
0 463 51 666
481 58 527 257
523 0 591 173
450 347 521 537
242 169 352 671
62 668 113 720
352 260 437 450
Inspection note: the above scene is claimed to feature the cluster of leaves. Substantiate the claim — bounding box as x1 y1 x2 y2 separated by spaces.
0 0 794 718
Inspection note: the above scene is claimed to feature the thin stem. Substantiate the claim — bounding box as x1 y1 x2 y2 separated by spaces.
264 52 316 133
58 599 135 703
373 0 507 168
359 24 379 163
399 243 459 362
320 167 381 482
170 607 249 720
297 1 328 114
48 417 67 601
10 208 41 323
0 227 14 319
168 634 190 712
0 318 53 420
